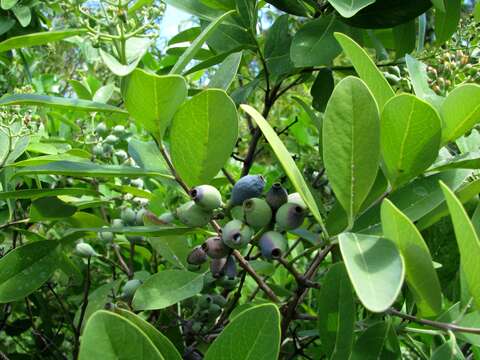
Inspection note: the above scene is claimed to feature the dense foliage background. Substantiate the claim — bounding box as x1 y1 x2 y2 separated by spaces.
0 0 480 359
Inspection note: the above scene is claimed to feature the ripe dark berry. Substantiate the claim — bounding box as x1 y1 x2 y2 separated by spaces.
266 182 288 210
259 231 287 259
230 175 265 206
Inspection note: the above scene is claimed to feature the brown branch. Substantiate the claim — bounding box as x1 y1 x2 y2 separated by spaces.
112 244 133 279
277 257 319 289
222 168 236 185
388 308 480 335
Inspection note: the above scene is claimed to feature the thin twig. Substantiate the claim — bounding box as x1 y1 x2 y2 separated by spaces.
74 257 92 358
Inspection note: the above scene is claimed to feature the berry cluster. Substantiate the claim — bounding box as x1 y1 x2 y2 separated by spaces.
92 122 132 163
182 175 309 282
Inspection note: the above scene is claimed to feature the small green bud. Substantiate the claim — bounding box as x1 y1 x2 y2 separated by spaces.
243 198 272 229
208 303 222 318
104 134 119 145
221 220 253 249
266 182 288 210
95 122 108 137
75 243 97 258
135 208 146 226
121 208 137 225
212 294 227 307
112 125 126 137
259 231 287 259
191 185 222 210
114 149 128 162
176 201 212 227
112 218 123 228
198 294 213 309
275 203 306 230
92 143 104 157
130 178 144 188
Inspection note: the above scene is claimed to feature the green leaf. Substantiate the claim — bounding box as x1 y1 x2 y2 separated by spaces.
204 304 281 360
100 38 152 76
170 10 235 74
170 89 238 187
316 262 355 359
264 14 294 80
164 0 225 20
0 240 60 303
290 15 347 68
69 79 92 100
133 270 204 310
0 94 127 113
380 94 442 189
115 309 182 360
1 0 18 10
208 51 242 90
311 68 334 113
148 236 190 269
440 182 480 309
125 68 187 140
431 0 446 12
435 0 461 45
405 54 444 111
128 138 168 172
12 5 31 27
429 151 480 172
475 2 480 23
334 32 395 110
441 84 480 144
327 0 375 18
0 17 15 36
0 29 87 52
14 161 172 179
339 232 405 313
93 83 115 103
78 310 164 360
67 226 200 238
393 20 415 59
241 104 326 232
381 199 442 316
30 197 77 221
168 27 202 45
0 188 98 200
323 76 380 226
350 321 400 359
264 0 309 16
431 339 465 360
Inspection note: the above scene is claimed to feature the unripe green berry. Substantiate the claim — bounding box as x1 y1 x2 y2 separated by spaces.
114 149 128 162
75 242 97 258
221 220 253 249
259 231 287 259
98 227 114 242
176 201 212 227
121 208 137 225
104 134 119 145
230 205 244 220
266 183 288 210
112 218 123 228
230 175 265 206
212 294 227 307
187 246 208 265
112 125 126 137
243 198 272 229
203 236 229 259
191 185 222 210
158 212 175 224
92 143 104 157
275 203 306 230
95 122 108 137
130 178 144 188
121 279 142 300
198 294 213 309
135 208 146 226
208 303 222 318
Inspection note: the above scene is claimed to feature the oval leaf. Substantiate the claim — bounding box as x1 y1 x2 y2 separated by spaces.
441 84 480 144
241 104 326 232
171 89 238 187
204 304 281 360
381 199 442 316
0 240 60 303
78 310 163 360
440 182 480 310
0 29 87 52
132 270 204 310
339 232 405 313
323 76 380 226
334 32 394 110
316 262 355 359
381 94 442 189
328 0 375 18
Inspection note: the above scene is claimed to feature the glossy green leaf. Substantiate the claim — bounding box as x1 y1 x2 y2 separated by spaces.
170 89 238 187
168 27 201 45
93 83 115 103
350 321 401 359
115 309 182 360
0 29 87 52
208 51 242 90
334 32 394 110
327 0 375 18
69 79 92 100
435 0 461 45
475 2 480 22
68 226 200 238
164 0 225 20
128 138 168 172
264 0 309 16
429 151 480 172
12 5 31 27
0 240 60 303
339 232 405 313
431 339 464 360
264 14 294 80
100 38 152 76
0 94 127 113
381 199 442 316
311 68 334 113
393 20 415 58
241 104 326 232
405 54 444 111
441 84 480 144
441 182 480 309
125 68 187 140
30 197 77 221
1 0 18 10
0 188 98 200
133 270 204 310
170 10 235 74
78 310 163 360
291 15 347 67
316 262 355 359
204 304 281 360
148 236 190 269
323 76 380 226
14 161 172 179
381 94 442 188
